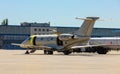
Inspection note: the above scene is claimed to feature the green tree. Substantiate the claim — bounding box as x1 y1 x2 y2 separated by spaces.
1 19 8 26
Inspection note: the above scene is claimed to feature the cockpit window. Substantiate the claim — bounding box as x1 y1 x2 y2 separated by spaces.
26 37 31 40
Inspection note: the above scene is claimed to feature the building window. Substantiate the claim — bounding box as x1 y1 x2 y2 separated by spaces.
39 29 41 31
46 29 49 32
34 28 37 31
43 29 45 31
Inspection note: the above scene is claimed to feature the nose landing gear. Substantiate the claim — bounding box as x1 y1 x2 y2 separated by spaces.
25 50 30 54
25 49 36 54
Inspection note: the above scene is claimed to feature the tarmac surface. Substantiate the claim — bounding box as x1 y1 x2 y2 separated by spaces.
0 50 120 74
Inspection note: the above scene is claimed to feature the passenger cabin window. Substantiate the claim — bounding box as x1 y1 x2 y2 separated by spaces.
40 38 43 40
50 37 53 40
39 37 55 41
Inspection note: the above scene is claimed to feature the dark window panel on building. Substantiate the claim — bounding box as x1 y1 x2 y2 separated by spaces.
42 29 45 32
46 29 49 32
39 29 41 31
34 29 37 31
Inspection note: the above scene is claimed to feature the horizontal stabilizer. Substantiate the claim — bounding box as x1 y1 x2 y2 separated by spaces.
75 17 99 21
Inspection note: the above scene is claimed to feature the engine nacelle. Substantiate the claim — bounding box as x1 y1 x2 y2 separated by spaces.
59 34 74 41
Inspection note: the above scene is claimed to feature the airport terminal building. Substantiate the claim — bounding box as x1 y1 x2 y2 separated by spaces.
0 22 120 49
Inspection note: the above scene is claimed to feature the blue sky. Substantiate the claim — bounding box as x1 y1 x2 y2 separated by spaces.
0 0 120 28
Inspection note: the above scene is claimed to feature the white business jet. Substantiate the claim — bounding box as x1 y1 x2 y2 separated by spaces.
13 17 100 55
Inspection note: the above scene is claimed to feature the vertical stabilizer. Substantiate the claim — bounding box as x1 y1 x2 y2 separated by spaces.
76 17 99 37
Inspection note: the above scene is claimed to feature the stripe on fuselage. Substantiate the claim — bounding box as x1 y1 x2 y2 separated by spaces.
30 35 36 45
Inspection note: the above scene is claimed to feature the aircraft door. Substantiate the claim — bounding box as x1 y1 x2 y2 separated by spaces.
56 36 63 46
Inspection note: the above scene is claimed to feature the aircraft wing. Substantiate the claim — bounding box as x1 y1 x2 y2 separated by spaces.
11 43 22 46
12 43 52 50
26 45 52 50
71 44 112 49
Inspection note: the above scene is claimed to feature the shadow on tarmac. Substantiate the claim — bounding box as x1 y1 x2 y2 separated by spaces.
14 52 120 57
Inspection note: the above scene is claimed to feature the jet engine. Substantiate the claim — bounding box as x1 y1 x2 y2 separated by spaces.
59 34 75 41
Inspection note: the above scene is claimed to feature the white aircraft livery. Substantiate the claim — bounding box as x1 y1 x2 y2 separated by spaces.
12 17 105 55
88 37 120 52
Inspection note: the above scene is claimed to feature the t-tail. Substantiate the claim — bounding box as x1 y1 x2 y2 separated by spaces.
75 17 99 37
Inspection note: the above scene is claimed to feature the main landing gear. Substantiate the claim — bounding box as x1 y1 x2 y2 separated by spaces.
25 50 30 54
25 49 36 54
63 50 72 55
96 47 108 54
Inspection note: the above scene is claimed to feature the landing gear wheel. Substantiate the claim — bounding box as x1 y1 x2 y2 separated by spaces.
25 50 30 54
48 51 53 55
63 50 71 55
97 48 108 54
44 50 47 54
